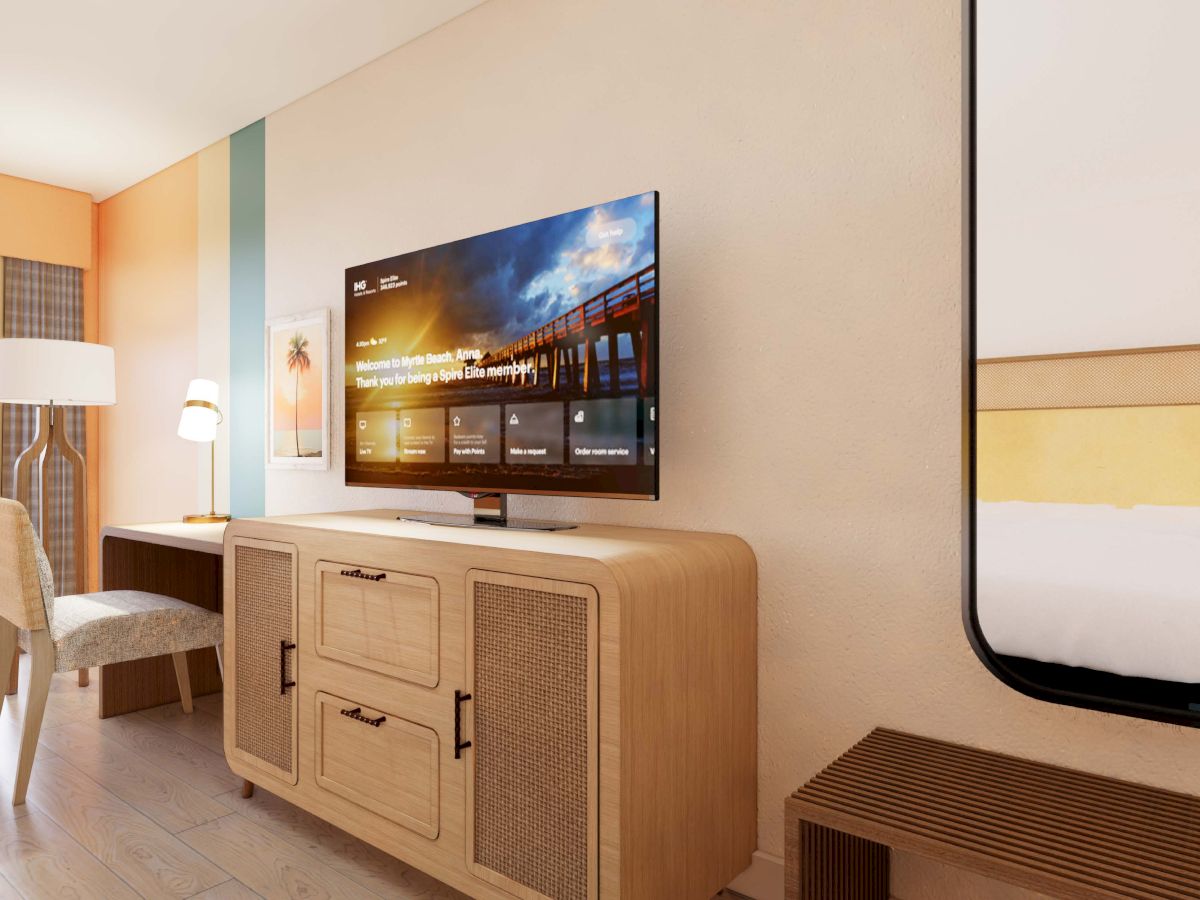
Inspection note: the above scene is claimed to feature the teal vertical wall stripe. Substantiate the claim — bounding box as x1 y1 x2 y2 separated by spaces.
229 119 266 518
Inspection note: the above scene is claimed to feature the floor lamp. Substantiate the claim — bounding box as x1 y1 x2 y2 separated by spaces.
0 338 116 689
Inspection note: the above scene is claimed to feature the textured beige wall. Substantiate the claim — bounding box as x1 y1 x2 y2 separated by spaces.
260 0 1199 894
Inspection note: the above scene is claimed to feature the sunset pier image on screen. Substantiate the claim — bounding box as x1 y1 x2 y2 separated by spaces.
344 191 658 498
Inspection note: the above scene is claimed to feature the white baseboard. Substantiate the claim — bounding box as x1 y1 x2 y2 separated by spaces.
726 850 784 900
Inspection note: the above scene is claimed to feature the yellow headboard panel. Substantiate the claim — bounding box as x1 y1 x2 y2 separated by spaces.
977 406 1200 507
977 346 1200 507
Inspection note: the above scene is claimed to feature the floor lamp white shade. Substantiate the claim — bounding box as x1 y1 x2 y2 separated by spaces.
0 338 116 406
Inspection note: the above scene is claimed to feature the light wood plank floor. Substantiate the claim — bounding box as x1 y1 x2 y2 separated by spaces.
0 658 747 899
0 655 466 899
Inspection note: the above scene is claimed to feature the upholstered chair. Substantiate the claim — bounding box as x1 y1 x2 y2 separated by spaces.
0 498 224 804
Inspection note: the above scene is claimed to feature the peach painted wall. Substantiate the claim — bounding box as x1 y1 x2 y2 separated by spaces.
98 158 199 526
0 173 92 269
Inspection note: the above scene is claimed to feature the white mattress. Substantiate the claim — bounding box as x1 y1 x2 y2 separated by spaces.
977 501 1200 684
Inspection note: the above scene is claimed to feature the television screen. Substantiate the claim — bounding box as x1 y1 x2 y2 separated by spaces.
344 191 658 499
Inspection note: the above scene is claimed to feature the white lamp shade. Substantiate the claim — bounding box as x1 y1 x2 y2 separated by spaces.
0 338 116 406
177 378 221 442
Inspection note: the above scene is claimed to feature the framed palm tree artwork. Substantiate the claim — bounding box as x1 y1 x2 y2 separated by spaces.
266 308 330 470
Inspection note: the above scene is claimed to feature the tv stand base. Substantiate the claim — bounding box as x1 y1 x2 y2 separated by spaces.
397 511 578 532
399 491 577 531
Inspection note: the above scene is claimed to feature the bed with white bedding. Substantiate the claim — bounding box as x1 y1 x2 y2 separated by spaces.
977 501 1200 685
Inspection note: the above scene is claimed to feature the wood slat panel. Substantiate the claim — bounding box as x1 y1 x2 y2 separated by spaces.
786 728 1200 900
790 821 888 900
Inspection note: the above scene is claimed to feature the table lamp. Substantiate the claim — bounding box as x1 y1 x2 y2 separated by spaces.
177 378 230 524
0 337 116 593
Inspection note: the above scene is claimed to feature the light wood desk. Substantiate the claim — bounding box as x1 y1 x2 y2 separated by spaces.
98 521 226 717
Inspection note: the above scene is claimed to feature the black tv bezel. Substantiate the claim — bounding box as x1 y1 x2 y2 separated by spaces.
343 191 660 502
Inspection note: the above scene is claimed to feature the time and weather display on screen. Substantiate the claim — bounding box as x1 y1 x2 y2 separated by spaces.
344 191 658 498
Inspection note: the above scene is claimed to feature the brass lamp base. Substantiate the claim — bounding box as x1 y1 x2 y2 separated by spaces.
183 513 231 524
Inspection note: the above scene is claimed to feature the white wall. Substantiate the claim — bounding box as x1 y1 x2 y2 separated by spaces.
978 0 1200 358
263 1 1200 895
196 139 231 516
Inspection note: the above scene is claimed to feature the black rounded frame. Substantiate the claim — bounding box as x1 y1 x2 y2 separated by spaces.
961 0 1199 728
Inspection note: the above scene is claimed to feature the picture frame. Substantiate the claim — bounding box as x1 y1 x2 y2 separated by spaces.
266 308 330 470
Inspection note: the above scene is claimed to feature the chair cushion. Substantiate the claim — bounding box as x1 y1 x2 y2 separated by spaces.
45 590 223 673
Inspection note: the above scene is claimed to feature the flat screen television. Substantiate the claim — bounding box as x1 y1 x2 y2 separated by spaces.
344 191 658 510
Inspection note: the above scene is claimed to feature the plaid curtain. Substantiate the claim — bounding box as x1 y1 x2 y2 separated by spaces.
1 257 86 595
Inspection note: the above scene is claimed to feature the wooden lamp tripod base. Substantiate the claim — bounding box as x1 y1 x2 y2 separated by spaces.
11 402 89 688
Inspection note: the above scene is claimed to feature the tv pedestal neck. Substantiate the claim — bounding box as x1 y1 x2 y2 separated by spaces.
399 492 578 532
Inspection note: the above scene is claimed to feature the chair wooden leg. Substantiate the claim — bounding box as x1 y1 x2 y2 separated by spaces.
77 667 89 688
241 779 254 799
171 652 193 714
14 630 53 806
0 621 16 717
214 643 224 681
6 650 18 697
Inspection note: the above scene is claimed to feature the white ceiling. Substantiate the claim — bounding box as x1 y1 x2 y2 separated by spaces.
0 0 483 200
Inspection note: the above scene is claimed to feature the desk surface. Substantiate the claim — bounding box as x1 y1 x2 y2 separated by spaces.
100 521 226 555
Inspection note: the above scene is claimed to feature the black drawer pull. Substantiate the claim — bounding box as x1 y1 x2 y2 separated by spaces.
338 568 386 582
279 641 296 694
455 690 472 759
340 706 386 727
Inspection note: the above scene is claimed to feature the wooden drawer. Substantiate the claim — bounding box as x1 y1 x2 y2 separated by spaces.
314 691 440 840
315 562 439 687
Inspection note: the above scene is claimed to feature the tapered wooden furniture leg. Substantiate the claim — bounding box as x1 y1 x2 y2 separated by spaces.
13 630 53 806
7 650 17 696
241 780 254 799
171 652 193 714
77 667 89 687
0 622 16 717
214 643 224 680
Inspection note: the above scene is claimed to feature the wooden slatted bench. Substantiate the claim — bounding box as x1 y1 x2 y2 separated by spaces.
785 728 1200 900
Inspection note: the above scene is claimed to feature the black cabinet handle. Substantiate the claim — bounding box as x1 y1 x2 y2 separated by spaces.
454 690 472 759
280 640 296 694
340 706 386 727
338 568 386 582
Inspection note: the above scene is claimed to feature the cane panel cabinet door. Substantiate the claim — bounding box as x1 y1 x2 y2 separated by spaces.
465 569 599 900
226 536 300 785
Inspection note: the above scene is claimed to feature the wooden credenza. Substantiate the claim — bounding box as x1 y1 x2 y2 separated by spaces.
222 509 757 900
